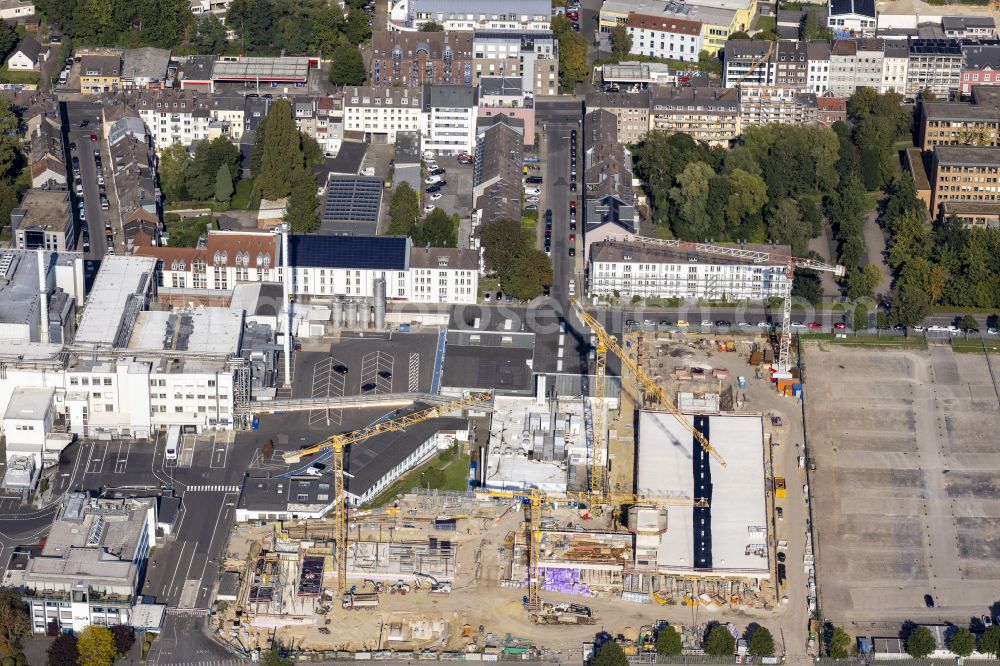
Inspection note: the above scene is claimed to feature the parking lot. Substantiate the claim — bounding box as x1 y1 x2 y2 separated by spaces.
421 154 473 222
804 343 1000 626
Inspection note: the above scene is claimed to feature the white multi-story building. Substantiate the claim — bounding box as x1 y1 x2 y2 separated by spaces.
138 230 279 291
587 240 791 300
806 40 831 94
880 42 909 93
626 12 704 62
390 0 550 31
407 247 479 304
15 493 156 633
343 86 423 143
132 90 211 149
471 30 559 96
423 85 477 155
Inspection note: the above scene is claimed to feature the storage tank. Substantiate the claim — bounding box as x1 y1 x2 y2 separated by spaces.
332 296 344 329
344 300 357 328
374 278 386 330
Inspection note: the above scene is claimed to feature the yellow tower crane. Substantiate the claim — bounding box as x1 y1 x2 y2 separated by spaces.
571 298 727 504
282 391 493 593
475 488 547 609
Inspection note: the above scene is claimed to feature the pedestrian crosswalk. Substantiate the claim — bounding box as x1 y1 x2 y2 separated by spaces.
185 484 241 493
154 660 243 666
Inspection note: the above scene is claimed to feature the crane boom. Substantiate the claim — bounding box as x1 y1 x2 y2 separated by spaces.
476 489 546 609
281 391 492 594
572 300 727 467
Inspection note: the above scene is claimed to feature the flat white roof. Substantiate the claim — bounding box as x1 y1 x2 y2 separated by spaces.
3 387 54 421
128 307 244 355
637 411 769 578
74 256 157 347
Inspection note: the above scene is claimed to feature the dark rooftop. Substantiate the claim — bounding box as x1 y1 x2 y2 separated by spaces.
829 0 875 19
288 234 410 271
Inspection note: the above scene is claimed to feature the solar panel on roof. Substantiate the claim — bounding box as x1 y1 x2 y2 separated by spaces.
288 235 408 270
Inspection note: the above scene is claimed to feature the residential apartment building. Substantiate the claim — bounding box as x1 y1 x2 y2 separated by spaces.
649 86 741 146
206 94 245 141
827 40 857 96
370 30 474 87
880 42 909 93
137 230 280 291
930 145 1000 213
407 247 478 304
960 43 1000 96
907 39 962 98
587 240 791 300
583 109 637 232
478 76 535 142
473 114 524 226
807 40 832 94
774 40 809 89
16 493 156 633
739 86 818 126
827 0 876 36
920 101 1000 150
389 0 551 31
11 190 74 252
625 12 704 62
28 114 66 189
79 53 122 94
108 117 160 251
942 16 997 40
599 0 757 55
422 85 477 156
584 90 652 145
723 40 775 88
855 38 885 89
471 30 559 96
132 89 211 149
343 86 424 143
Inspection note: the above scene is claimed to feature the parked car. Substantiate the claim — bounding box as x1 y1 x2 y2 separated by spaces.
525 204 538 211
834 322 847 330
429 193 442 200
333 364 349 375
425 175 441 184
808 321 823 329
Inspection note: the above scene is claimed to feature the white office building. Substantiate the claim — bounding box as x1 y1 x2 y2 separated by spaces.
587 240 790 300
343 86 424 143
423 85 478 156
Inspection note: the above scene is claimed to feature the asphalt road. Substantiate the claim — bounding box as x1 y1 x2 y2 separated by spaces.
62 100 121 261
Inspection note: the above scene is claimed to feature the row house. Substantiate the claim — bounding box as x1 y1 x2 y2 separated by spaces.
28 114 67 189
723 40 774 87
960 43 1000 96
108 117 161 252
583 109 637 233
649 86 741 146
477 76 535 144
807 41 832 95
471 30 559 96
907 39 962 98
584 90 652 145
625 12 704 63
370 30 474 87
131 89 211 149
472 114 523 227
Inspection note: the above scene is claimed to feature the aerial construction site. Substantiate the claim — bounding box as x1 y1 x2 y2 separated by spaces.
212 305 816 660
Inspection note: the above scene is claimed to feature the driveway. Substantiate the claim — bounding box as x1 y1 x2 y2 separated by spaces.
862 206 893 299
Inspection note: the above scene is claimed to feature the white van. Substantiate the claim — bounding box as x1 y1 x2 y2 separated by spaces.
568 279 576 296
165 425 180 461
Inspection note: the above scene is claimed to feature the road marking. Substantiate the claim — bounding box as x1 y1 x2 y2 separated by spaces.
85 442 108 475
114 440 131 474
209 432 228 469
178 434 196 468
164 540 191 604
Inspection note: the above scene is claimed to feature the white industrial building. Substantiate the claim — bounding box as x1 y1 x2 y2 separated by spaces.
390 0 551 31
10 492 156 633
587 240 791 301
2 387 72 472
635 410 769 579
0 249 85 344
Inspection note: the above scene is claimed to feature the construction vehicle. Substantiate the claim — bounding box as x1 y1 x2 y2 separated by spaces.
342 592 379 610
774 477 787 498
281 392 493 594
615 235 845 372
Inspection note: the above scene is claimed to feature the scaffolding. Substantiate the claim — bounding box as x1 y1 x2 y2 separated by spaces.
230 356 252 430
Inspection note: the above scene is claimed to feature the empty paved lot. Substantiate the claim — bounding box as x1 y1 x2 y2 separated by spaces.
803 343 1000 624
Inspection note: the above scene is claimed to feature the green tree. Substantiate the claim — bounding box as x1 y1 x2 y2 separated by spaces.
852 303 869 330
413 208 457 247
747 627 775 658
551 12 571 36
283 169 319 232
313 4 345 54
0 590 28 660
906 626 937 659
345 8 371 44
479 218 528 287
920 87 937 102
387 182 420 236
138 0 193 48
185 136 240 201
193 14 227 54
77 626 117 666
610 25 632 60
214 164 235 202
507 249 553 300
947 628 975 657
980 625 1000 658
419 21 444 31
591 641 629 666
890 283 929 327
828 627 851 659
656 625 683 657
46 632 77 666
226 0 275 51
724 168 768 225
557 29 588 92
704 626 736 657
0 181 18 236
768 198 811 257
260 646 293 666
958 314 979 331
329 43 366 85
256 100 301 199
109 625 135 656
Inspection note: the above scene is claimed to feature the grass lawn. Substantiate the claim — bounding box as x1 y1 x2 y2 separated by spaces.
754 15 776 31
801 334 927 350
368 450 470 508
478 278 499 297
952 338 1000 354
231 179 261 210
164 200 229 213
165 214 217 247
0 66 40 86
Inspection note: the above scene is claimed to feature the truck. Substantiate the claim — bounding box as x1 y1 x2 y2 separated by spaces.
773 477 786 498
342 592 379 610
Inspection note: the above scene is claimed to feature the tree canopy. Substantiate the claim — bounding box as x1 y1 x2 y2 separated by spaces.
46 633 78 666
77 626 117 666
0 590 28 663
225 0 350 54
252 101 323 201
388 183 420 236
906 626 937 659
828 627 851 659
947 628 975 657
980 625 1000 658
591 641 629 666
479 218 551 299
552 16 587 92
412 208 458 247
109 625 136 657
655 625 683 657
704 626 736 657
185 136 240 201
329 44 367 85
747 626 775 657
283 169 320 232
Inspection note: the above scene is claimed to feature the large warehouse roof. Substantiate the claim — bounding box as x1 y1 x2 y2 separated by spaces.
211 57 311 82
636 410 769 578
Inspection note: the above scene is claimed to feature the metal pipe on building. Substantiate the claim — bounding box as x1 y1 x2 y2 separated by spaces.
374 278 386 330
36 248 48 343
280 224 291 388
